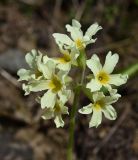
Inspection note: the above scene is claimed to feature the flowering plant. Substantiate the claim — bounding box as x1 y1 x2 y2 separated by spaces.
17 19 128 160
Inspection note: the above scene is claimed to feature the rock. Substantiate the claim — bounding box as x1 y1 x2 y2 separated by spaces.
0 49 28 73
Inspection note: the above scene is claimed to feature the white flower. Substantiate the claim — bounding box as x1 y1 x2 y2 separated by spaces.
54 48 79 71
17 49 51 81
40 70 71 109
86 51 128 92
53 19 102 51
22 57 71 108
79 92 118 128
41 100 69 128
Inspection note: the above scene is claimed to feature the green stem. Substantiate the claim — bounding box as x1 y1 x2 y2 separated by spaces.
81 68 85 85
67 48 86 160
67 85 81 160
67 68 85 160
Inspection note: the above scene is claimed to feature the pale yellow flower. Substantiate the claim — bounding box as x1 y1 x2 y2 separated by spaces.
86 51 128 92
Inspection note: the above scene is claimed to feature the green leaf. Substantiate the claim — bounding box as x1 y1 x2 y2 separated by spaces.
121 63 138 78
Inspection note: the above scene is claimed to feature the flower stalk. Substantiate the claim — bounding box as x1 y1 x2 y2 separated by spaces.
67 84 80 160
67 58 86 160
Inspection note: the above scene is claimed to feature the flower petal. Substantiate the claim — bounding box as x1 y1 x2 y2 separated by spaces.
22 83 30 95
85 23 102 39
38 63 51 79
37 54 55 79
53 33 73 46
58 89 71 104
109 89 121 100
57 70 68 84
84 36 97 45
61 105 69 115
66 25 83 41
104 96 118 105
43 60 56 79
93 92 105 102
72 19 81 28
103 105 117 120
25 49 37 68
17 69 32 81
41 90 56 109
57 62 71 71
79 104 92 114
86 79 102 92
103 51 119 74
109 74 128 86
54 115 64 128
89 110 102 128
104 90 121 104
41 108 54 120
86 54 102 76
30 80 50 92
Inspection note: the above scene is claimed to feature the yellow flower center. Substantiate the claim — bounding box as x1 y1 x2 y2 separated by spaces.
93 100 105 111
48 75 62 93
96 71 110 84
75 39 84 50
58 53 71 64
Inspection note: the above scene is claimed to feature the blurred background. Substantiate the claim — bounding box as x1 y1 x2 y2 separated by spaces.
0 0 138 160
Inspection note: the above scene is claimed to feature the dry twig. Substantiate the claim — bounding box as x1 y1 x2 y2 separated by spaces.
0 67 20 88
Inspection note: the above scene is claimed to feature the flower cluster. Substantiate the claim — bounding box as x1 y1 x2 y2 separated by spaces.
17 19 128 128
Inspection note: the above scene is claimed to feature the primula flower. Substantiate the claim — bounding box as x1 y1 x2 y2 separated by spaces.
17 49 54 82
53 19 102 51
22 58 71 108
54 47 79 71
79 91 119 128
17 49 46 81
86 51 128 92
40 71 71 109
41 99 69 128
